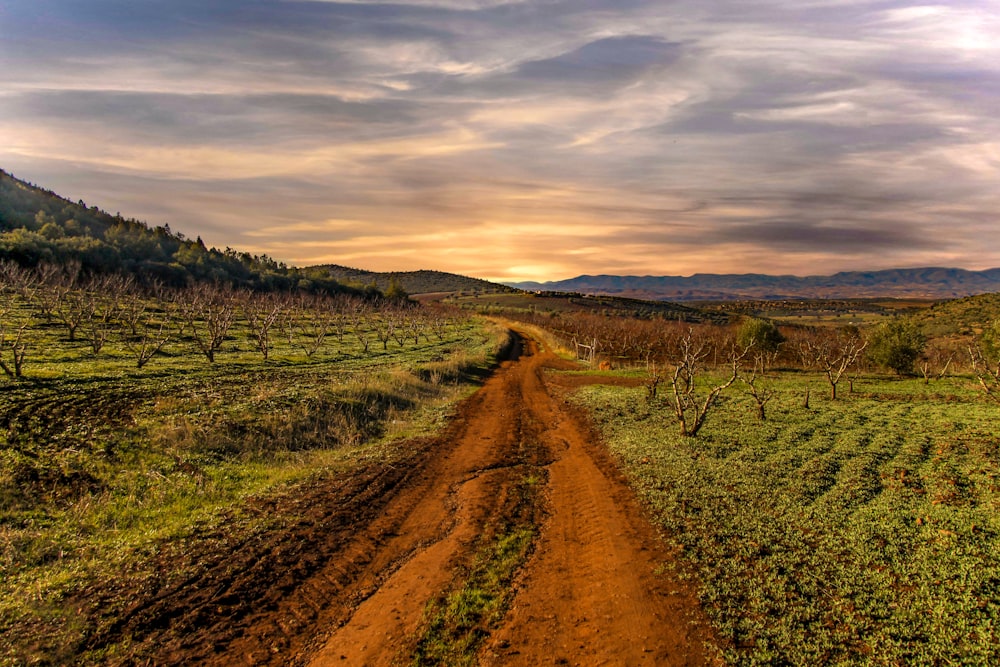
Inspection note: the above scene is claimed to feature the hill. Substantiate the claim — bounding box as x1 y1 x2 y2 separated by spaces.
511 268 1000 301
913 292 1000 337
0 169 373 295
316 265 514 296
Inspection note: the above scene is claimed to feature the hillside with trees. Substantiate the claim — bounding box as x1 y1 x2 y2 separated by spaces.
0 169 372 296
317 265 514 296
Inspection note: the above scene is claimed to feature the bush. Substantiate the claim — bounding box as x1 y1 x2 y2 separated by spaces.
736 317 784 353
867 319 925 375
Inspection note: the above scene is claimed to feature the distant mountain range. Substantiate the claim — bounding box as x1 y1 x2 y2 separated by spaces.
508 268 1000 301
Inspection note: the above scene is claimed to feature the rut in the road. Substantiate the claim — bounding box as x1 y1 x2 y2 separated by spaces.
307 333 717 666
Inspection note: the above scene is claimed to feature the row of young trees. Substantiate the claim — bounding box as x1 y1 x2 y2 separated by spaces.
511 309 1000 436
0 260 455 378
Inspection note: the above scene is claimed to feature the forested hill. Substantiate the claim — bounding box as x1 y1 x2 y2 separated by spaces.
511 268 1000 301
0 169 373 295
317 265 515 295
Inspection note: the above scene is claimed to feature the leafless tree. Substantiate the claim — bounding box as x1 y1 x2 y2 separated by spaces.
242 292 285 360
0 295 28 379
124 314 173 368
179 284 236 363
801 327 868 400
281 295 331 357
117 289 148 337
740 354 777 421
404 310 428 345
667 329 743 437
372 309 397 351
0 260 36 300
969 344 1000 403
350 300 373 354
44 261 86 340
645 361 663 400
918 341 956 385
82 276 125 355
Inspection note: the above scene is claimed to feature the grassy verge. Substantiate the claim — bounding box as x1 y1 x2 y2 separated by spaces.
0 317 513 665
569 372 1000 665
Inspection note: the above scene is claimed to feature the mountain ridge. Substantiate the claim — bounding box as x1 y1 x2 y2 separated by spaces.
508 267 1000 301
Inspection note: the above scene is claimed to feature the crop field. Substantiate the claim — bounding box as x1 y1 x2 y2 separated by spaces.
0 279 511 663
569 371 1000 665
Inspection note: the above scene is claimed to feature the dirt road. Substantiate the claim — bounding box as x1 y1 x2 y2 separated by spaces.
98 332 716 665
306 332 716 665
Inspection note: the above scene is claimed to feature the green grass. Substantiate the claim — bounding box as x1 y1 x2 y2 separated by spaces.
570 372 1000 666
0 299 513 665
411 465 542 666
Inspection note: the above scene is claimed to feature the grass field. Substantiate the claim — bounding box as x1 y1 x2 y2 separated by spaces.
0 299 511 664
569 371 1000 665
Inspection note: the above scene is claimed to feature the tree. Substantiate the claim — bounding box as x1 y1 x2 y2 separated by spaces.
384 277 409 302
179 284 236 363
667 329 742 437
242 292 284 360
736 317 783 355
867 319 925 375
123 314 172 368
969 318 1000 403
740 355 777 421
802 326 867 400
0 295 28 379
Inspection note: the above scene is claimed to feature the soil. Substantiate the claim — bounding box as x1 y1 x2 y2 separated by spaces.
89 331 718 665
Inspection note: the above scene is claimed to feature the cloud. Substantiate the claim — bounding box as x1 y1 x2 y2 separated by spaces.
1 0 999 281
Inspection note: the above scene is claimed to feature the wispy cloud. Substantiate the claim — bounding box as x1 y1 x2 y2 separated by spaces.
1 0 998 281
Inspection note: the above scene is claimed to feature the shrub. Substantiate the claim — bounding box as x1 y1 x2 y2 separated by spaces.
867 319 926 375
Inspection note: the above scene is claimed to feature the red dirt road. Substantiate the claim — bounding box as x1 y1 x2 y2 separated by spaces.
307 332 717 665
91 331 716 665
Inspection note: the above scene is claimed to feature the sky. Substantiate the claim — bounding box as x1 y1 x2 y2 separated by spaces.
1 1 999 282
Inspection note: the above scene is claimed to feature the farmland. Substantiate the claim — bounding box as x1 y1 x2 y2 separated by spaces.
0 267 512 664
4 252 1000 665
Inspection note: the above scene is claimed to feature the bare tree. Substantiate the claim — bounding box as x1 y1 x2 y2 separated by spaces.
0 260 37 301
123 314 173 368
801 327 867 400
918 341 955 385
179 284 236 363
969 344 1000 403
329 297 353 348
242 292 285 360
645 361 663 400
82 277 124 355
0 295 29 379
740 354 777 421
373 311 396 350
350 300 373 354
117 290 148 337
667 329 742 437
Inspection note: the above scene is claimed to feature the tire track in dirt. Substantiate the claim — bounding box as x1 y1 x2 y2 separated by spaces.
480 340 716 666
307 331 717 666
89 331 715 665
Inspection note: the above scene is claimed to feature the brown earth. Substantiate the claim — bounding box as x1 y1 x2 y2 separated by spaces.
90 331 718 665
